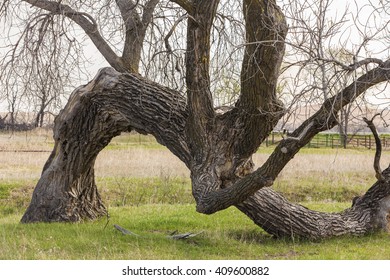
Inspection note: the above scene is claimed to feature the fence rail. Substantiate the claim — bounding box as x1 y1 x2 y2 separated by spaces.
263 133 390 149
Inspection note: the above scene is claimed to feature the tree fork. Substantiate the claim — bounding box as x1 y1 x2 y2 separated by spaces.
187 0 288 210
19 67 390 241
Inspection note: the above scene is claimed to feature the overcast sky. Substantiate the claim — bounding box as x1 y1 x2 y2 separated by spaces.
1 0 389 113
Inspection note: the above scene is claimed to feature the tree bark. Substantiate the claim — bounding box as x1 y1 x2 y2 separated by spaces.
21 67 390 240
21 68 190 222
185 0 287 212
20 0 390 240
238 179 390 239
116 0 160 73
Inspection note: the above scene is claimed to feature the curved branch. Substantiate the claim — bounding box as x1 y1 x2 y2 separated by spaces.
195 59 390 215
363 114 384 181
23 0 126 72
84 67 191 165
164 14 187 53
318 57 384 71
21 67 191 222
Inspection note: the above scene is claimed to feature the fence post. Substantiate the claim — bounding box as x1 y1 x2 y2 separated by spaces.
326 134 328 148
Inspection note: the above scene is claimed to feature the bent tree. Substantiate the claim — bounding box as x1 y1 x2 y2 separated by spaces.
4 0 390 239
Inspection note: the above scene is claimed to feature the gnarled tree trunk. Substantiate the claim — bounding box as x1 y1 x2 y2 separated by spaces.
21 69 189 222
21 66 390 239
21 0 390 239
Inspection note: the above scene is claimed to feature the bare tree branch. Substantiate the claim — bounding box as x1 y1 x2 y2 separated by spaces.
4 0 390 239
363 114 384 181
196 58 390 214
238 0 287 110
169 0 193 14
164 14 187 53
185 0 219 156
318 57 385 71
23 0 126 72
116 0 159 73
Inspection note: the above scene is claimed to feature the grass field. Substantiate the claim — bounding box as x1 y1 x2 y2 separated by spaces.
1 129 390 260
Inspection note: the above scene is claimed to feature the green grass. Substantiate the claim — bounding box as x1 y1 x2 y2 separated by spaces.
1 173 388 259
1 204 389 260
0 183 13 199
105 133 164 150
273 171 374 202
96 173 370 207
1 130 389 260
97 176 194 207
0 179 34 216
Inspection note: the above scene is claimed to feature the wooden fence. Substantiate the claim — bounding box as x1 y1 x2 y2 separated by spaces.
263 132 390 149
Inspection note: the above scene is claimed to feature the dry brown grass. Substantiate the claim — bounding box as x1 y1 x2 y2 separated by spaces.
0 128 54 151
1 129 389 185
95 148 189 178
1 130 389 219
0 129 51 181
272 151 390 180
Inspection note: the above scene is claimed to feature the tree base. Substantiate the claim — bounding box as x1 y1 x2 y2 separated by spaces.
21 167 107 223
20 67 390 240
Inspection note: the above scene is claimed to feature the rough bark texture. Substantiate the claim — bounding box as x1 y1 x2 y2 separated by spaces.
22 68 190 222
21 0 390 240
238 178 390 239
21 67 390 240
184 0 287 214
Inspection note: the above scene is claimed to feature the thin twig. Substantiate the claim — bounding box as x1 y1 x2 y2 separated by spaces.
167 231 204 240
363 113 384 181
103 211 110 230
114 224 140 236
164 14 187 54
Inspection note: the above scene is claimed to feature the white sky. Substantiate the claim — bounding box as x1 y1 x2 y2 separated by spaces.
1 0 389 112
